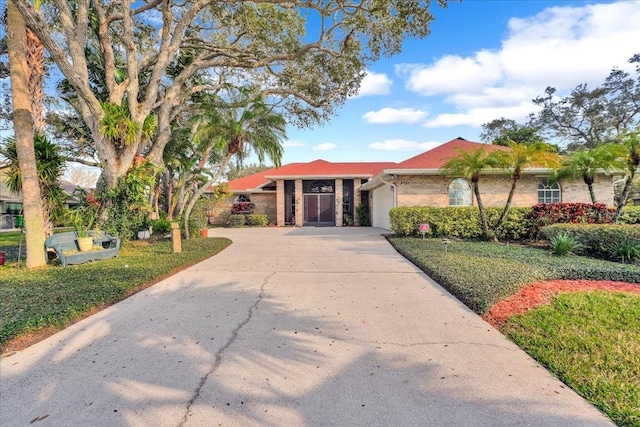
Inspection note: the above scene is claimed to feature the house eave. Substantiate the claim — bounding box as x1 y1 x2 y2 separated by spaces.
264 174 374 180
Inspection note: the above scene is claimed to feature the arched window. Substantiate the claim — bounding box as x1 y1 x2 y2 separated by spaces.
449 178 472 206
538 179 561 203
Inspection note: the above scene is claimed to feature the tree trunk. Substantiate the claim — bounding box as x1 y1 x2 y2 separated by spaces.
613 173 634 223
587 183 597 204
26 28 44 133
494 177 519 231
182 153 233 239
7 0 46 267
473 183 491 241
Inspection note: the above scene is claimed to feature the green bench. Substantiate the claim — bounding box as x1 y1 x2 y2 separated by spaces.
45 231 121 267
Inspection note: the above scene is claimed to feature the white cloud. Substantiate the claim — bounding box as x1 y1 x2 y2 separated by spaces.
398 1 640 127
355 71 393 97
362 108 429 124
282 139 305 147
313 143 337 151
396 51 503 97
369 139 442 151
424 102 542 128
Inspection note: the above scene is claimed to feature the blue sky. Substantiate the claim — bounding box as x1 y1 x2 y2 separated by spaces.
280 0 640 165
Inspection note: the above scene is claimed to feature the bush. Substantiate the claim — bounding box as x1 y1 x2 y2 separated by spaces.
527 203 614 238
549 232 583 256
388 206 532 241
150 218 171 234
541 224 640 262
613 239 640 263
229 214 246 227
231 202 255 215
356 203 370 226
246 214 269 227
617 206 640 225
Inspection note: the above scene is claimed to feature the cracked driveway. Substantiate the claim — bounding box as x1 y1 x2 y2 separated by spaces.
0 227 612 426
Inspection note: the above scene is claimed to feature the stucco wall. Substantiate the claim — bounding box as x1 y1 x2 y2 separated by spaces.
394 174 614 208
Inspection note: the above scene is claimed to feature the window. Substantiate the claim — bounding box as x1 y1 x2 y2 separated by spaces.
538 179 561 203
235 194 251 203
448 179 472 206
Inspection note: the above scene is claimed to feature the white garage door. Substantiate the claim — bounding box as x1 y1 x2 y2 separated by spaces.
372 185 394 230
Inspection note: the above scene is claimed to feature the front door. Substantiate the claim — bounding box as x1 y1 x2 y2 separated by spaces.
304 194 334 226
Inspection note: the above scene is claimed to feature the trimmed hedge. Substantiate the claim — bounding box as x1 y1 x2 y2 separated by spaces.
541 224 640 262
389 206 532 240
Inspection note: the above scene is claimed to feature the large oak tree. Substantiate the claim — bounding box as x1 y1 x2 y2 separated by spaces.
12 0 450 189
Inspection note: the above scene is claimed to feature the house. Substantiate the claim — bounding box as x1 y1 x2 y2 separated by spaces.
210 137 616 230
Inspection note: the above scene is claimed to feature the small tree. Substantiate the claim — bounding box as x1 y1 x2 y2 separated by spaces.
441 148 501 240
554 144 626 204
613 131 640 222
492 141 561 230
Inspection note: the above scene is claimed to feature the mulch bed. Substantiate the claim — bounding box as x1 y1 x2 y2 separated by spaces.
483 280 640 328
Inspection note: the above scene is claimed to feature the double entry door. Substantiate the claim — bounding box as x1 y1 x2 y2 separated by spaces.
304 193 334 226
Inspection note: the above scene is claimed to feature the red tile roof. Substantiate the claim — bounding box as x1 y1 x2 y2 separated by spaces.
394 137 509 170
226 159 397 191
222 138 509 192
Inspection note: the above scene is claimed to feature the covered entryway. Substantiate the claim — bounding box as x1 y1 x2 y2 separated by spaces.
303 180 335 226
371 184 394 230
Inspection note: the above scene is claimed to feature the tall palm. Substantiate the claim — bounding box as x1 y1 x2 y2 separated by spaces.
26 0 45 133
181 98 286 238
6 0 46 267
492 141 561 229
613 131 640 222
554 144 626 204
441 148 501 240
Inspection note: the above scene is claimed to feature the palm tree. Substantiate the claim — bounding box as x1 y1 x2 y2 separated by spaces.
6 0 47 267
26 0 45 133
492 141 561 229
613 131 640 222
181 97 286 238
441 148 501 240
2 134 66 236
554 144 626 204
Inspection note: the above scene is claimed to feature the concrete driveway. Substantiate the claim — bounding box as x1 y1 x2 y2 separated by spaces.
0 227 612 426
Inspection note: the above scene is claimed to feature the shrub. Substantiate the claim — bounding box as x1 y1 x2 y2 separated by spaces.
541 224 640 262
231 202 255 215
388 206 532 241
613 239 640 263
229 214 246 227
527 203 614 238
246 214 269 227
617 206 640 225
549 232 583 256
150 218 171 234
356 203 370 226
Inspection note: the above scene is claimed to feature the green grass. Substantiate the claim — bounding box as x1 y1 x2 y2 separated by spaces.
388 237 640 313
0 231 23 247
503 292 640 427
0 237 231 351
389 236 640 426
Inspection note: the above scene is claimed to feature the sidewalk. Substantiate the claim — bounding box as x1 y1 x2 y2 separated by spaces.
0 227 612 426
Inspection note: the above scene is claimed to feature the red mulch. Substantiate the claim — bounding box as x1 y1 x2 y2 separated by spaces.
483 280 640 328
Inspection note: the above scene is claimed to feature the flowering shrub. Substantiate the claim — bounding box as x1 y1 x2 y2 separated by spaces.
231 202 255 215
527 203 614 238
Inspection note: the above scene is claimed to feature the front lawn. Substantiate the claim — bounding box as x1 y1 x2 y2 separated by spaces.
0 237 231 352
389 237 640 426
388 237 640 313
504 292 640 427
